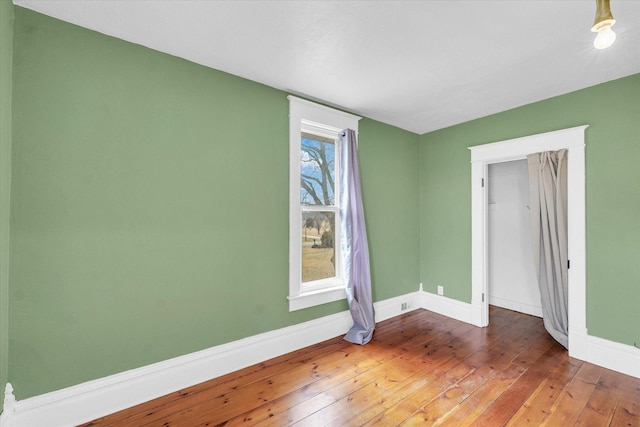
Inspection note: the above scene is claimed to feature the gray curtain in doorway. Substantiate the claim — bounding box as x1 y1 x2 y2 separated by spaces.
527 150 569 349
339 129 375 345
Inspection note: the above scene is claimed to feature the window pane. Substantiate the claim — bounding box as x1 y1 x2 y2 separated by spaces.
300 133 335 206
301 211 336 283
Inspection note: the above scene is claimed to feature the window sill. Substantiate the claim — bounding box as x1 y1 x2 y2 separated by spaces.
287 285 346 311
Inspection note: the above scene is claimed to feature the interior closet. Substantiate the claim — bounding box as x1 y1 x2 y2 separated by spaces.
487 159 541 317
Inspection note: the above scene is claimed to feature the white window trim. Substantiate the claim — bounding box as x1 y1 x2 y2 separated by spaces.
288 96 360 311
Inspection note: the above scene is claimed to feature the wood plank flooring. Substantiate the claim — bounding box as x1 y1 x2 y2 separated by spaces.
81 306 640 426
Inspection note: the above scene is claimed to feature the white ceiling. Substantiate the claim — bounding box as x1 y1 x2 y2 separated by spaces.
13 0 640 134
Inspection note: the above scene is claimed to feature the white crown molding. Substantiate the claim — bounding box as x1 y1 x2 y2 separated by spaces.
1 286 637 427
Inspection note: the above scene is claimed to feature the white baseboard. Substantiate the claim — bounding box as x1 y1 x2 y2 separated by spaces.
569 327 640 378
584 334 640 379
417 288 640 379
419 290 473 324
0 291 418 427
2 287 637 427
374 291 420 323
488 295 543 318
2 309 354 427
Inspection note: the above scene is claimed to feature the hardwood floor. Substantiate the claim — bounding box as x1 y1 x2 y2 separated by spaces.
81 306 640 426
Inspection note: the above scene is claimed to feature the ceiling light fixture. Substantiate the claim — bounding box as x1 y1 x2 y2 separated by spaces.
592 0 616 49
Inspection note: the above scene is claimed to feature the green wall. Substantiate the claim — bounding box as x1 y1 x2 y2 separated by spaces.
5 3 638 404
360 119 420 301
0 0 15 411
419 73 640 347
8 8 419 399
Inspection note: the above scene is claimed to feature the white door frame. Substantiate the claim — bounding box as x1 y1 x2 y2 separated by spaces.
468 125 588 360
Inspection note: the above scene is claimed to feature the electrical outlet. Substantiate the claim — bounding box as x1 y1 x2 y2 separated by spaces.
437 285 444 296
401 302 409 311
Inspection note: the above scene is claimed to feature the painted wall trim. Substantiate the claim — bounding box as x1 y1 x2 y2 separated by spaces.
417 284 640 379
583 334 640 379
287 95 361 311
1 384 15 427
0 291 417 427
1 285 637 427
418 286 474 325
488 295 543 318
468 125 588 359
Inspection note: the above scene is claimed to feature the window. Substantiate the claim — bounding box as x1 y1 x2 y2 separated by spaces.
288 96 360 311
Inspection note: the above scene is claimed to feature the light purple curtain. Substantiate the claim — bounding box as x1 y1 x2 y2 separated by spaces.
339 129 375 345
527 150 569 349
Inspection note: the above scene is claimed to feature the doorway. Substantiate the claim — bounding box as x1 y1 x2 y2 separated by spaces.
488 159 541 318
468 125 588 359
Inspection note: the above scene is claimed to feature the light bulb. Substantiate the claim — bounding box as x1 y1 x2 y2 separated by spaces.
594 26 616 49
